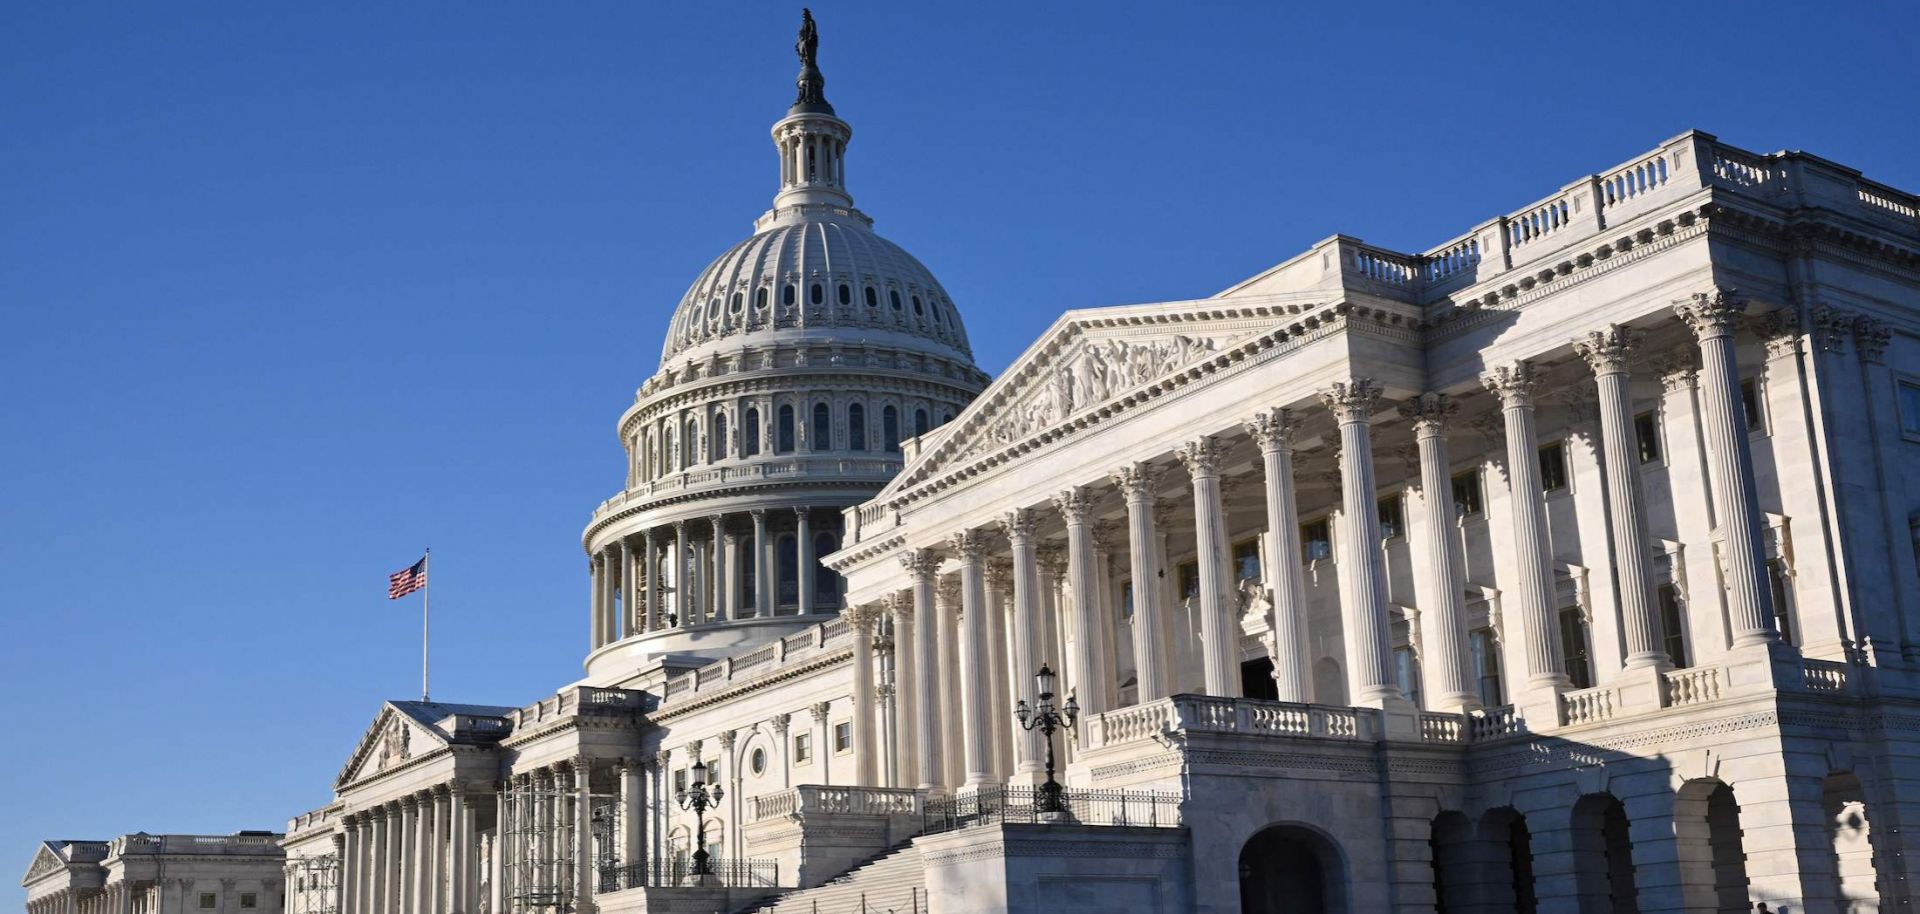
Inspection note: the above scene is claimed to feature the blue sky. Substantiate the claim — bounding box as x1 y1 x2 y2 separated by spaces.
3 0 1915 896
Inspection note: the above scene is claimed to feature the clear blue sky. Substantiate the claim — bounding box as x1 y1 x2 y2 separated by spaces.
3 0 1915 895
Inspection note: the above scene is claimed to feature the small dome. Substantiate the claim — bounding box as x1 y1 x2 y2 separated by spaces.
659 213 973 367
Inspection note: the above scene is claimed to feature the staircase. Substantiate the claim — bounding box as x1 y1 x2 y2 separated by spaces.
735 843 927 914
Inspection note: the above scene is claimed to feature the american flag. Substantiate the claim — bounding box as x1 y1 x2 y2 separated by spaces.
389 557 428 599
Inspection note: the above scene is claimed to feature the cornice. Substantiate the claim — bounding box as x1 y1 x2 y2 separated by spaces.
649 646 852 723
584 475 889 547
621 367 986 440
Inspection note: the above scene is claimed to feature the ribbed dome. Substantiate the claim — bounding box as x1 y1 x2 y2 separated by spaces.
659 213 973 367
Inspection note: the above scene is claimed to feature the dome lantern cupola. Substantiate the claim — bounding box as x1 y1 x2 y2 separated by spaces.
768 9 854 216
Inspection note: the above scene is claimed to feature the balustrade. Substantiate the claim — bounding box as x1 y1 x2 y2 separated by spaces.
1560 686 1619 726
1663 667 1722 707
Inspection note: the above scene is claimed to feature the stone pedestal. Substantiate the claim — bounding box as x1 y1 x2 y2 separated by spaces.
918 823 1191 914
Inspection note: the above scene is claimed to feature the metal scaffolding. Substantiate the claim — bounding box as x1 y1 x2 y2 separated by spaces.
499 767 620 913
287 854 340 914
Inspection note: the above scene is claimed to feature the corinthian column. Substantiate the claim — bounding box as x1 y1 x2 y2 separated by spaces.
950 530 995 789
1576 326 1670 670
1483 362 1571 691
1177 437 1242 698
999 509 1046 782
751 509 770 618
1245 409 1311 702
846 603 881 786
643 529 660 632
1673 289 1779 647
588 554 605 651
885 593 918 788
1399 394 1480 711
900 549 944 793
618 539 635 641
709 515 727 623
1320 382 1401 705
1052 486 1114 714
795 508 814 613
1111 463 1169 701
673 521 692 626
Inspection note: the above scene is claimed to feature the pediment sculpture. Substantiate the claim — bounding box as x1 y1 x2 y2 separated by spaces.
963 334 1222 459
377 717 411 770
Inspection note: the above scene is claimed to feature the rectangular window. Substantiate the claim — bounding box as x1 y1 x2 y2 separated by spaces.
793 732 813 764
673 768 687 794
1635 410 1663 464
241 894 257 910
1378 494 1404 540
1300 519 1332 561
1538 442 1569 493
1392 646 1422 707
1178 562 1200 601
1741 378 1765 434
1452 470 1484 519
834 721 853 754
200 895 217 910
1469 627 1503 707
1233 539 1261 581
1657 584 1689 668
1898 380 1920 440
1769 559 1796 646
1559 607 1594 690
1120 581 1135 620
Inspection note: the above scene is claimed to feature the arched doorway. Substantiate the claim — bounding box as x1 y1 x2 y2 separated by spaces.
1823 771 1882 912
1238 824 1346 914
1675 779 1750 913
1570 793 1638 913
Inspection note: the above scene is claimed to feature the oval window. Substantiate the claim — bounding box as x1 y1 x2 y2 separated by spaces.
783 284 796 306
755 287 769 309
912 295 924 315
750 747 767 775
810 283 823 305
865 287 878 307
838 284 851 305
889 290 902 311
731 292 743 312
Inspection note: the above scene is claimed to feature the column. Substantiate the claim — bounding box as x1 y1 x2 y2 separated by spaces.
846 604 881 786
1576 326 1671 671
886 593 918 789
1052 485 1115 715
415 794 434 914
795 508 814 613
1000 510 1046 782
709 515 727 623
673 521 691 626
950 530 994 789
403 797 421 914
619 539 636 641
341 817 361 914
724 533 743 620
369 808 387 914
1483 363 1571 691
643 530 660 633
1112 463 1170 701
1244 410 1312 703
1397 395 1480 711
1177 438 1242 698
434 790 451 913
1674 288 1779 647
601 547 619 647
572 762 593 914
935 575 964 788
1320 381 1402 706
901 550 944 792
983 562 1014 778
618 758 643 878
752 509 772 618
447 786 469 914
588 554 605 651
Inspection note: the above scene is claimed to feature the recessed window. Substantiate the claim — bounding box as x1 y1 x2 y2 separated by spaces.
865 286 878 307
834 721 853 753
889 289 902 311
1300 519 1332 562
810 283 823 305
1451 470 1483 518
848 403 867 451
1232 540 1260 581
1393 647 1422 707
743 408 762 457
811 403 831 451
1178 561 1199 601
674 767 688 794
1539 442 1569 493
1740 378 1765 434
783 284 797 306
1898 380 1920 439
1634 410 1663 464
200 894 217 910
241 894 258 909
912 294 924 315
882 406 900 452
793 733 813 764
1560 607 1593 690
755 287 769 310
1470 628 1503 706
750 747 767 775
1378 494 1404 540
838 283 851 305
731 292 743 312
914 408 929 437
1658 584 1689 668
777 405 796 453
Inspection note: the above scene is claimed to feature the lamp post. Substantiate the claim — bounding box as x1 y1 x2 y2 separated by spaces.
674 759 724 880
1014 663 1079 816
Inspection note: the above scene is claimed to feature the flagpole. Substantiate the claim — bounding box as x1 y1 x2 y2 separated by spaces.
422 548 431 702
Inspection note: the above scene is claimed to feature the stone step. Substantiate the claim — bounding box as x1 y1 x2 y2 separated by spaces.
738 844 927 914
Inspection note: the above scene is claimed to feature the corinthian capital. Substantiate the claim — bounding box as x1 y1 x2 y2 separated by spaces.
884 591 912 622
1809 305 1855 354
999 508 1037 545
898 548 941 581
1176 436 1227 478
1396 393 1457 435
1319 380 1382 425
1052 485 1094 524
1243 408 1297 454
947 529 991 563
843 603 882 632
1672 287 1748 340
1110 462 1159 502
1482 361 1541 408
1854 317 1890 364
1574 324 1639 376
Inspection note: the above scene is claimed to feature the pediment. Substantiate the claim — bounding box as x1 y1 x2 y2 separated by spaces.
23 843 66 885
334 703 446 789
880 296 1325 496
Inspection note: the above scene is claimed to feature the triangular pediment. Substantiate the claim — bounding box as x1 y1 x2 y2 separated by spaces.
879 294 1330 496
22 843 67 885
334 703 447 789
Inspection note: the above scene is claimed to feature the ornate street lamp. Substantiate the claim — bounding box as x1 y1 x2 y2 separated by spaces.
674 759 724 879
1014 663 1079 816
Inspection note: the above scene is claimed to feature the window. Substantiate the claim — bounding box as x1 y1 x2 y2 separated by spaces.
810 283 823 305
793 732 813 764
865 286 878 307
755 287 769 310
912 294 924 315
1120 581 1135 619
942 412 954 425
731 291 743 312
1452 470 1484 518
782 283 796 306
1769 559 1796 646
1539 442 1569 493
200 894 217 910
1233 540 1261 581
848 403 867 451
1178 562 1200 602
1899 380 1920 440
674 767 688 794
914 408 929 437
1300 519 1332 562
890 289 903 311
1393 647 1422 707
1378 494 1404 540
882 406 900 452
814 532 841 602
1559 607 1593 690
241 894 257 909
776 404 796 453
811 403 831 451
712 412 728 461
1634 410 1663 464
1658 584 1689 668
1470 627 1503 707
838 283 851 305
743 408 762 457
834 721 853 753
750 747 767 775
1740 378 1765 434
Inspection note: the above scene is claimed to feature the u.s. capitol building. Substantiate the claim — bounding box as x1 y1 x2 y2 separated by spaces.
26 13 1920 914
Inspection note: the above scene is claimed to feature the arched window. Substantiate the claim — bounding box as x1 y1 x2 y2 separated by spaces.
811 403 831 451
882 406 900 452
838 284 851 305
889 289 902 311
776 405 796 453
914 408 929 437
912 294 923 315
865 286 878 307
743 408 762 457
777 534 799 609
782 284 796 306
810 283 824 305
712 412 729 461
663 427 676 472
683 418 697 467
814 531 841 604
848 403 866 451
941 412 954 425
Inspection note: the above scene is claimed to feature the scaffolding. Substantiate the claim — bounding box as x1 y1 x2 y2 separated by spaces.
499 767 621 913
287 854 340 914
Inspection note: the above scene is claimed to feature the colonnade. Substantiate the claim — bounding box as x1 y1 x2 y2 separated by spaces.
338 784 478 914
588 507 843 650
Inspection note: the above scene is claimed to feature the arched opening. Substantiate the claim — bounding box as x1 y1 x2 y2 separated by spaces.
737 547 757 615
776 533 799 611
1570 793 1639 913
743 408 762 457
1824 771 1881 912
776 405 796 453
848 402 867 451
914 408 929 437
663 427 677 473
814 531 841 605
712 412 728 462
1674 779 1749 913
1428 811 1473 913
683 418 698 467
811 403 831 451
1238 823 1346 914
882 405 900 452
1476 807 1537 914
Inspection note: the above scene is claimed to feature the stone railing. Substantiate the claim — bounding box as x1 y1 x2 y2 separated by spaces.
1560 686 1620 726
1418 712 1466 744
749 785 923 824
660 616 853 707
113 835 282 857
1802 659 1851 694
509 686 648 730
1664 666 1723 707
1082 694 1375 749
1467 705 1523 741
593 457 903 521
286 805 344 838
